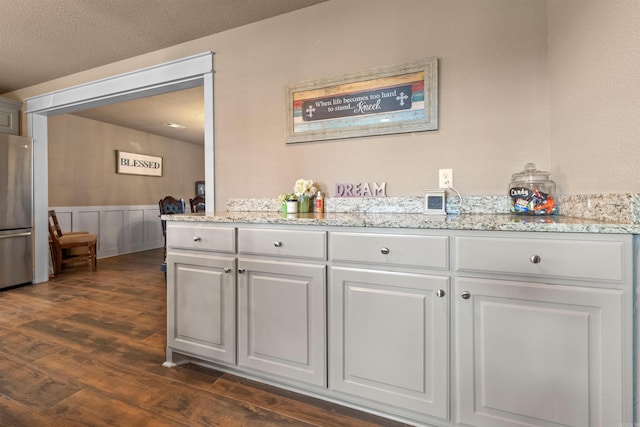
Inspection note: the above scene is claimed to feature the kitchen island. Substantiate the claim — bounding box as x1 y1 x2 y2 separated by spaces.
162 209 638 427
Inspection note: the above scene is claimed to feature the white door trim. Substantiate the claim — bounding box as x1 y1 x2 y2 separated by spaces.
26 52 215 283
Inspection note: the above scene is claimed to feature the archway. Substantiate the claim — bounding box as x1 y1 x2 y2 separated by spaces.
26 52 215 283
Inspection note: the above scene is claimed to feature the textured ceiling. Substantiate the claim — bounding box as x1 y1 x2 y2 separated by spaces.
72 87 206 145
1 0 327 144
0 0 327 93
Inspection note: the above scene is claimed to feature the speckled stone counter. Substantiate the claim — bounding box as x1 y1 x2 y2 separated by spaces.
163 194 640 234
163 211 640 234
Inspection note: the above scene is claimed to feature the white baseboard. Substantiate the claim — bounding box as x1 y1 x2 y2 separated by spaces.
49 205 163 259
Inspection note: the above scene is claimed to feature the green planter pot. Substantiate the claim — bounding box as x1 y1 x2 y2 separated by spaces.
298 196 311 213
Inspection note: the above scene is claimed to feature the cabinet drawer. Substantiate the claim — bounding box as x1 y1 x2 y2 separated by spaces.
238 228 326 260
330 232 449 270
455 235 625 282
167 224 235 253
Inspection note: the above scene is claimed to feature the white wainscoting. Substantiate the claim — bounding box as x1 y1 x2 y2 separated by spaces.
50 205 163 259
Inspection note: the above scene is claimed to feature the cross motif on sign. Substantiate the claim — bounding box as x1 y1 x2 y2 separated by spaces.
396 92 409 106
305 105 316 118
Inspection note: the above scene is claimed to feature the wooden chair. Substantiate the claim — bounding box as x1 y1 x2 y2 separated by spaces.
159 196 185 259
48 209 88 238
47 218 97 274
189 195 205 213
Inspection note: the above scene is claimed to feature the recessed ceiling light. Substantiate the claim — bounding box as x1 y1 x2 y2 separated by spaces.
164 122 186 129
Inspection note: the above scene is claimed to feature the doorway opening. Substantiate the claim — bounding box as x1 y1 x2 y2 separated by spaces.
26 52 214 283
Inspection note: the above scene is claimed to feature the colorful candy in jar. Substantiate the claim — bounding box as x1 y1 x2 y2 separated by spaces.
509 163 558 215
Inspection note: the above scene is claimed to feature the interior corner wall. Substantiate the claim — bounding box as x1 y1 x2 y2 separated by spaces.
48 114 204 206
548 1 640 195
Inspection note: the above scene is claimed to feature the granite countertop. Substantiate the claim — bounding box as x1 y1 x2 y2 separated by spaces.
162 194 640 234
162 211 640 234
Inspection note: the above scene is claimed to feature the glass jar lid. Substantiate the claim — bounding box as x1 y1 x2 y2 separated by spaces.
511 162 552 184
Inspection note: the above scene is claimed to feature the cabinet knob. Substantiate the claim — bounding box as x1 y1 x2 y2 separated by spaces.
436 289 446 298
274 241 282 247
461 291 471 300
223 268 231 273
193 236 201 242
530 254 542 264
238 268 245 274
380 247 390 255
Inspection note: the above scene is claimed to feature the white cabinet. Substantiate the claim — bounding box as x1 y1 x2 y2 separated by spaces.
330 267 449 420
165 224 237 366
166 251 236 364
237 259 326 386
329 231 451 421
237 228 327 387
0 97 21 135
163 221 635 427
455 277 624 427
454 232 633 427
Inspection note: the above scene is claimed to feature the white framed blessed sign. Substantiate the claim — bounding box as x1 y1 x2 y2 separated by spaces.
286 57 438 143
115 150 163 177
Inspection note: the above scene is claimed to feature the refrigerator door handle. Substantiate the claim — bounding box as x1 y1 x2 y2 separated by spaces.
0 232 32 239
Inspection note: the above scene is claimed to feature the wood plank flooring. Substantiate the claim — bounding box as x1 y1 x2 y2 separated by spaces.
0 249 406 426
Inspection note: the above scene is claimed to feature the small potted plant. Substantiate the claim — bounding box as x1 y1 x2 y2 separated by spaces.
277 193 298 214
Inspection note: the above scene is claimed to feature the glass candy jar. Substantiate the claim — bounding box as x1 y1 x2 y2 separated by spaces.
509 163 558 215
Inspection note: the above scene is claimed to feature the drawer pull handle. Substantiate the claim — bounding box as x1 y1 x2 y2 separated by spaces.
238 269 245 274
274 241 282 247
530 255 542 264
380 247 390 255
461 291 471 300
223 268 231 273
193 236 201 242
436 289 446 298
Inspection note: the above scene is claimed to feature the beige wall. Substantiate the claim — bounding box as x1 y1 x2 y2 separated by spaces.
548 0 640 194
48 114 204 206
8 0 640 209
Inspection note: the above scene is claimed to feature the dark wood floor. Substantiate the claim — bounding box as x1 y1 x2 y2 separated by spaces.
0 249 406 426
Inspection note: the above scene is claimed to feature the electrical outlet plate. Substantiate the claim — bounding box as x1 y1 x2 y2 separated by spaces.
439 168 453 188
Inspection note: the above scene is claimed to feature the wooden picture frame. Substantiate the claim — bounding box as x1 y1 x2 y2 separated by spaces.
286 57 438 143
195 180 205 196
115 150 163 177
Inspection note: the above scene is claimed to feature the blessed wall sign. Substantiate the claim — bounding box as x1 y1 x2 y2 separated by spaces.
115 150 163 177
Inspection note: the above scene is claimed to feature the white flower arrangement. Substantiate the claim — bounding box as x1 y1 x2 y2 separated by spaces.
277 192 297 204
294 179 318 198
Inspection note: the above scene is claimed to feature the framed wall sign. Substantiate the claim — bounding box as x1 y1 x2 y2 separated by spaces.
195 180 205 196
115 150 163 177
286 57 438 143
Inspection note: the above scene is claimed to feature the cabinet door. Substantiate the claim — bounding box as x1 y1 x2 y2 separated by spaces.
329 267 449 420
0 104 19 135
455 277 624 427
167 251 236 364
237 259 326 386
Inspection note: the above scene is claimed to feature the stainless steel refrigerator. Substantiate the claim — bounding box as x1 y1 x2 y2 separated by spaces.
0 134 32 289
